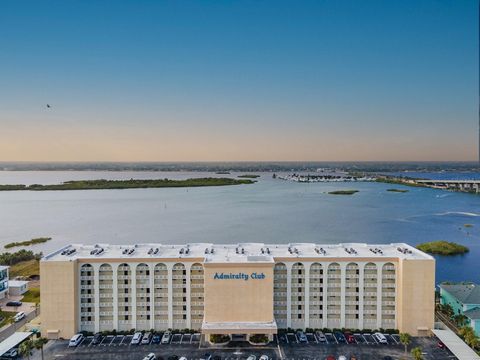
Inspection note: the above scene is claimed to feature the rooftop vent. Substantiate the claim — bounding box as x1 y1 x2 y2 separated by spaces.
397 247 412 254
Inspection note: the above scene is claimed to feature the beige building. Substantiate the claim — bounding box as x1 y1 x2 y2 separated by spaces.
40 242 435 340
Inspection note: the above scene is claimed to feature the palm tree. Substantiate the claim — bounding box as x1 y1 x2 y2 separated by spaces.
459 326 479 349
399 332 411 355
34 337 48 360
18 339 34 360
453 314 468 327
411 346 423 360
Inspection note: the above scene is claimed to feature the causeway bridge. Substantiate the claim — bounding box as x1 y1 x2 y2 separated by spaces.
415 179 480 193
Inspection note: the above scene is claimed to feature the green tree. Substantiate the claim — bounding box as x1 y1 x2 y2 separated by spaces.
34 337 48 360
399 332 411 355
453 314 468 327
411 347 423 360
459 326 479 349
18 339 34 360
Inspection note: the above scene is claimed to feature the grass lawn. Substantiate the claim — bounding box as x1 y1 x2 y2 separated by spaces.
22 287 40 304
0 311 16 328
9 259 39 278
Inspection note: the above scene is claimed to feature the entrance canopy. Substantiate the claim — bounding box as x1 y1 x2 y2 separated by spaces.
0 332 33 356
202 320 277 334
432 328 480 360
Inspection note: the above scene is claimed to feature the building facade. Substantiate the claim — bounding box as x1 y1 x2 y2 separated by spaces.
41 243 435 339
0 266 9 300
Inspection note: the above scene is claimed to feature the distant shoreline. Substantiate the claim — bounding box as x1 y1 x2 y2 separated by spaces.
0 178 255 191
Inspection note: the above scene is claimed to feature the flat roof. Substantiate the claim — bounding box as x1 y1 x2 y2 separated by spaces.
0 332 32 357
432 327 480 360
8 280 29 287
43 242 432 263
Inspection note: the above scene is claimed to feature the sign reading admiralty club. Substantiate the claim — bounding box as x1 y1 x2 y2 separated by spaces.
213 272 266 280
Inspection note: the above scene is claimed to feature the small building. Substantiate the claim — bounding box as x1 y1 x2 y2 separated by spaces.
0 266 9 299
8 280 29 296
439 283 480 336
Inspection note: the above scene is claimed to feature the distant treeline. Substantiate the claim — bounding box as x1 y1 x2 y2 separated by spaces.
0 250 42 266
5 237 52 249
0 178 255 191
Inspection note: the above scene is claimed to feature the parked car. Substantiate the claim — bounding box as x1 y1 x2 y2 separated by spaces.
344 332 355 344
179 357 188 360
68 334 84 347
373 332 388 344
437 341 446 349
296 331 308 343
13 312 25 323
259 355 269 360
92 333 103 345
131 332 143 345
338 356 347 360
325 356 335 360
246 356 256 360
200 353 212 360
142 332 153 345
161 331 171 344
142 353 156 360
334 331 346 342
315 331 327 342
383 357 393 360
5 302 22 307
152 334 161 344
1 348 18 358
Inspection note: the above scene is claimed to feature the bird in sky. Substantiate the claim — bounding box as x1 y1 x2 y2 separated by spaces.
46 104 51 108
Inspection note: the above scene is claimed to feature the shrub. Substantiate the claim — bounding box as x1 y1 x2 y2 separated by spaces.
210 334 230 343
249 334 268 344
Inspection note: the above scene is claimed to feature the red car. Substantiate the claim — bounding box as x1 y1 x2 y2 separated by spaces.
438 341 446 349
325 356 335 360
345 333 355 344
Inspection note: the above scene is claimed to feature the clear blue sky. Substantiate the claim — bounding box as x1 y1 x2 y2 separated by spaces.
0 0 477 161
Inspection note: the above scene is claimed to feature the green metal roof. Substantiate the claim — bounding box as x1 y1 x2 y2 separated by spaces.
439 283 480 305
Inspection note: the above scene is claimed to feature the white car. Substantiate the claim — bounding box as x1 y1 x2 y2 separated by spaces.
373 332 388 344
141 332 153 345
338 356 347 360
142 353 156 360
259 355 269 360
2 348 18 358
131 332 143 345
247 356 256 360
161 331 171 344
68 333 84 347
13 311 25 322
179 357 187 360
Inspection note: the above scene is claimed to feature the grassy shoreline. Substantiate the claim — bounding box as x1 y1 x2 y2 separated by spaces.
5 237 51 249
0 177 255 191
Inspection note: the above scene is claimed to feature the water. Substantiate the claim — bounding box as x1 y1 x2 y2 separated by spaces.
0 171 479 284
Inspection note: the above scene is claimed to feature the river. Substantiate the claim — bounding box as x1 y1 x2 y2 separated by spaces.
0 171 478 284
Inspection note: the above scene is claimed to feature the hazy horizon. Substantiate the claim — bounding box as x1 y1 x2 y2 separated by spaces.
1 0 478 162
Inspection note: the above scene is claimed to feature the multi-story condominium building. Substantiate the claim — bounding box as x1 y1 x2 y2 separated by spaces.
0 266 9 299
41 242 435 340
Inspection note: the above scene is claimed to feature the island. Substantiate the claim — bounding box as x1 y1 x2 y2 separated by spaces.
0 177 255 191
237 174 260 179
386 188 409 193
5 237 52 249
328 190 359 195
416 241 469 256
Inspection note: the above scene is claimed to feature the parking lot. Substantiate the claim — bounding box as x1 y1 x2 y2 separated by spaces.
75 332 201 348
40 331 458 360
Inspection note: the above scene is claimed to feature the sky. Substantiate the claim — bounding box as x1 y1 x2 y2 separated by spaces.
0 0 478 162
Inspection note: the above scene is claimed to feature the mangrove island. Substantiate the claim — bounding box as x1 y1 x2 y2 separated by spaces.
0 178 255 191
328 190 359 195
416 241 469 256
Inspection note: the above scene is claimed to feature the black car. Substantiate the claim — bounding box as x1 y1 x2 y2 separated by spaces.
5 301 22 307
334 331 346 342
92 333 103 345
151 334 161 344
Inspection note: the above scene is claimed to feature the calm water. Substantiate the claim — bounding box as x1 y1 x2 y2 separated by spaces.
0 171 479 284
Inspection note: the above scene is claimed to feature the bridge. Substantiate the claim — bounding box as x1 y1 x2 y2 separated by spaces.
415 179 480 193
